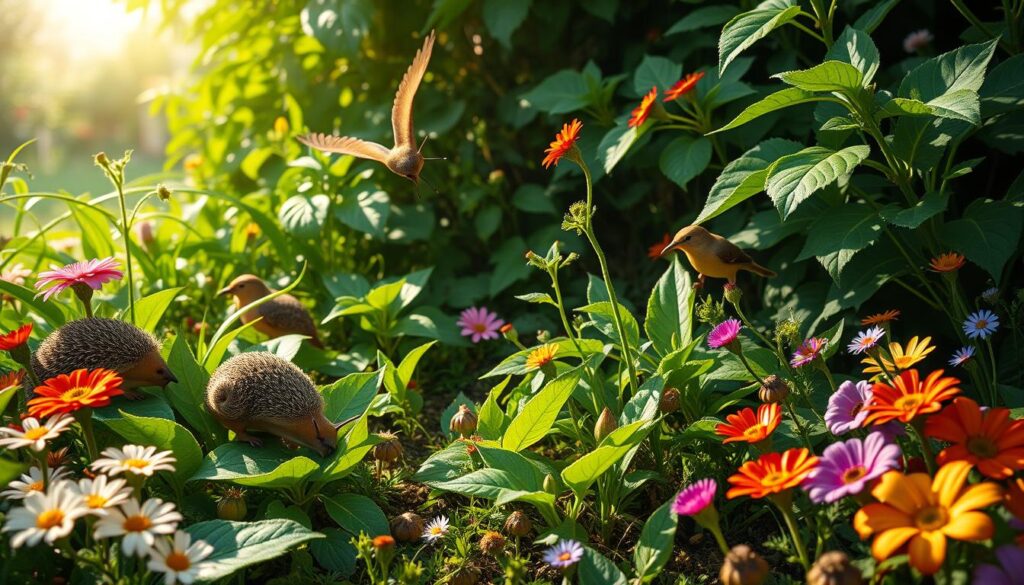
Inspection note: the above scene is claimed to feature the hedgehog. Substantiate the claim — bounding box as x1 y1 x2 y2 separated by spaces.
205 352 349 456
31 318 177 396
217 274 324 348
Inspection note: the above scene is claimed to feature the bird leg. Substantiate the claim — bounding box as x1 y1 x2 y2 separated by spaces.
693 274 706 290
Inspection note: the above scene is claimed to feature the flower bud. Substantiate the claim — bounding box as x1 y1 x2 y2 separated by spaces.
807 551 863 585
500 323 519 344
536 329 551 343
94 152 110 166
156 185 172 201
724 282 743 306
372 534 395 552
274 116 289 135
594 407 617 442
720 544 769 585
390 512 425 543
660 387 680 414
449 566 481 585
504 511 532 537
479 530 506 556
373 432 403 464
758 375 790 404
216 487 248 521
450 405 478 437
543 474 559 495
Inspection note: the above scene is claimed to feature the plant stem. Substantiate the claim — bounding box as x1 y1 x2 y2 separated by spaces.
75 410 100 462
772 494 811 570
114 177 137 325
951 0 1015 54
909 419 937 475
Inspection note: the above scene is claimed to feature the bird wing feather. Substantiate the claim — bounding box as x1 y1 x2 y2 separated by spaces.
391 30 436 149
713 238 755 265
296 133 389 163
257 295 319 337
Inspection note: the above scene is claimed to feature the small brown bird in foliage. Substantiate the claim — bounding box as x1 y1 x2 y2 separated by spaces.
217 274 324 349
297 30 440 186
661 225 776 286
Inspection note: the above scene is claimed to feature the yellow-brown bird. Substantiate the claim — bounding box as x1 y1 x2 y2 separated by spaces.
661 225 776 286
217 275 324 349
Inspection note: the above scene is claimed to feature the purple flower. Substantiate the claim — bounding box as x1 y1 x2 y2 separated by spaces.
544 539 584 569
847 326 884 355
35 257 123 301
707 319 741 349
456 307 504 343
825 380 873 435
803 432 901 503
974 545 1024 585
790 337 827 368
672 479 716 517
949 346 975 367
963 309 999 340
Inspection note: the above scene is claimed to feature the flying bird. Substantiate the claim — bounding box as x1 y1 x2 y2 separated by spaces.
661 225 776 286
297 30 439 186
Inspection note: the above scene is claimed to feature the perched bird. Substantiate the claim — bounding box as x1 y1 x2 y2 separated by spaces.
31 318 177 396
217 274 324 349
661 225 776 286
205 352 353 456
297 30 439 186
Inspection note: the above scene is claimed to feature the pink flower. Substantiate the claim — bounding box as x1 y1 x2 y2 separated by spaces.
672 478 716 516
903 29 933 53
707 319 741 349
1 263 32 287
802 432 901 503
790 337 827 368
456 307 504 343
825 380 872 435
35 258 123 302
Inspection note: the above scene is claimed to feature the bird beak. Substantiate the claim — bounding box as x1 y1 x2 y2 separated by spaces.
216 286 232 297
661 240 679 256
165 370 178 385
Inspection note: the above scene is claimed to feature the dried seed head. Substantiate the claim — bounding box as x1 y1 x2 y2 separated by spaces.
217 487 248 521
504 510 532 537
720 544 770 585
373 431 403 464
758 375 790 404
479 530 506 556
450 405 478 437
807 551 863 585
390 512 425 543
660 387 681 414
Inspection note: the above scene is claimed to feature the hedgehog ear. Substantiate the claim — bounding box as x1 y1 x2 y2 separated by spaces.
333 414 361 431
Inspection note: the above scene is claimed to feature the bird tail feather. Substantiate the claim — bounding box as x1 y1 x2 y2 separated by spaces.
746 263 776 278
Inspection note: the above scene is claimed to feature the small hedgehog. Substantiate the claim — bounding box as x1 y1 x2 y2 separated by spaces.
32 318 177 395
205 352 346 456
217 274 324 349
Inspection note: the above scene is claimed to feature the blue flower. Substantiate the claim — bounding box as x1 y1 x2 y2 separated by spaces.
948 346 975 367
543 539 584 569
963 310 999 340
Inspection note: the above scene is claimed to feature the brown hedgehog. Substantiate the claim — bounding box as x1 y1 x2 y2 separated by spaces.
217 274 324 348
205 352 347 456
31 318 177 394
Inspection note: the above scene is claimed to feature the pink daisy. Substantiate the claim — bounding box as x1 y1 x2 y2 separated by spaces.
35 258 123 302
802 432 901 503
456 307 504 343
707 319 741 350
790 337 828 368
825 380 872 435
672 479 716 517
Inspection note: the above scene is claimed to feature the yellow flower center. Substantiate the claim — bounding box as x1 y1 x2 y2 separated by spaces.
165 551 192 572
967 436 998 459
975 319 988 329
86 494 108 508
123 514 152 532
842 466 867 484
915 506 949 531
28 481 44 492
559 552 572 561
60 386 92 402
23 427 50 441
742 424 766 441
893 395 923 412
430 527 442 535
36 509 65 529
122 459 151 470
760 471 788 487
472 323 487 333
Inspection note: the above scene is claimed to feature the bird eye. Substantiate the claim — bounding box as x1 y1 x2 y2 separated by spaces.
237 284 244 288
684 236 692 242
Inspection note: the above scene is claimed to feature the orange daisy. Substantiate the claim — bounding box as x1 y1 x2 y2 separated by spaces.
1005 478 1024 520
716 403 782 444
648 233 672 260
541 119 583 169
664 71 705 101
628 87 658 128
854 461 1002 576
0 370 25 393
861 310 900 326
27 368 124 419
0 323 32 351
929 252 965 272
925 397 1024 479
525 343 558 371
726 448 818 499
863 369 960 426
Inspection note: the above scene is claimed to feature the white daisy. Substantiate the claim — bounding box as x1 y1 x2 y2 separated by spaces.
847 326 885 355
2 480 87 548
1 466 70 500
94 498 183 557
981 287 999 304
147 530 215 585
963 310 999 340
422 515 449 542
74 475 133 516
0 415 74 452
91 444 176 478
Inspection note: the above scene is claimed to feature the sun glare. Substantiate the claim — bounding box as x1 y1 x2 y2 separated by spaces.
45 0 143 62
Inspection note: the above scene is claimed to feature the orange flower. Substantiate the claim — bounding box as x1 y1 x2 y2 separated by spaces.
925 397 1024 479
0 323 32 351
0 370 25 393
542 119 583 169
726 448 818 499
716 403 781 444
525 343 558 370
1005 478 1024 520
27 368 124 418
861 310 900 326
628 87 658 128
863 369 960 426
648 233 672 260
861 336 935 376
929 252 965 272
664 71 705 101
854 461 1002 575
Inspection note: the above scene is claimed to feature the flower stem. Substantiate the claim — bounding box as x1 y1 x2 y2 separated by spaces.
112 175 137 324
75 409 100 461
772 494 811 570
909 419 937 475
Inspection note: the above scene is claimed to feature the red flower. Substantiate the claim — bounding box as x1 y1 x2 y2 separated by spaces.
27 368 124 418
629 87 658 128
648 234 672 260
664 71 705 101
542 119 583 169
716 403 781 444
0 323 32 351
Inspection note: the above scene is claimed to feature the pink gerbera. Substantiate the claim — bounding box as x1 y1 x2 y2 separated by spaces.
456 307 504 343
672 479 716 517
34 258 123 301
707 319 742 350
803 432 902 503
790 337 828 368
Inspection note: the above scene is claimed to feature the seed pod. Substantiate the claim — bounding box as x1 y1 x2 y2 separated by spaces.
720 544 769 585
449 566 481 585
758 375 790 404
390 512 425 543
479 530 506 556
594 407 617 442
216 487 248 521
373 431 403 464
504 510 532 537
724 283 743 305
807 551 863 585
450 405 478 437
660 388 681 414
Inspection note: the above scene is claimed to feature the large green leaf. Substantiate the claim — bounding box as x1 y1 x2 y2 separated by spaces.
579 546 628 585
766 145 871 218
164 335 225 446
718 0 800 73
128 287 182 333
309 528 357 575
561 420 651 498
899 40 998 103
190 442 320 488
299 0 372 56
429 467 555 509
775 61 864 93
187 519 323 582
981 54 1024 116
320 371 380 422
644 256 693 357
852 0 898 33
522 69 589 114
880 191 949 228
797 202 883 282
696 139 803 222
667 5 740 35
597 122 642 174
482 0 531 48
633 500 678 583
941 199 1024 282
576 301 640 348
322 493 389 538
824 27 880 84
335 190 389 238
711 87 824 134
0 280 67 327
278 194 329 239
633 55 681 94
659 136 711 190
100 411 203 488
502 371 580 452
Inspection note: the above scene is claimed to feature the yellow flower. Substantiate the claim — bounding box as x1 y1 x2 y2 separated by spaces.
273 116 290 135
861 336 934 376
526 343 558 370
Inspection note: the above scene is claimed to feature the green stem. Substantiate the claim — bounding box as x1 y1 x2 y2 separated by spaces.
784 398 813 450
75 410 100 462
950 0 1015 54
985 338 1001 405
114 178 137 325
772 494 811 570
909 419 937 475
790 15 826 44
734 349 764 384
815 359 836 394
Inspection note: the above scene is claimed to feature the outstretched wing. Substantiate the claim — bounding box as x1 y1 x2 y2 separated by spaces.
392 30 436 149
296 133 389 163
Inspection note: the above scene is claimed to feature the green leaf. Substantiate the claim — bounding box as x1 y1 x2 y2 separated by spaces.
190 443 320 488
481 338 603 377
474 204 502 240
187 519 323 582
579 546 628 585
93 396 175 422
644 256 693 357
926 89 981 124
941 199 1024 282
512 183 557 215
981 54 1024 116
477 378 509 440
397 341 435 386
577 301 640 348
766 145 871 218
482 0 531 48
278 194 329 239
413 441 472 483
69 202 116 261
877 96 934 120
825 27 880 83
336 189 389 238
129 288 182 333
440 392 474 439
318 413 379 481
561 420 650 498
899 40 998 103
852 0 898 33
797 202 883 282
310 528 357 575
0 280 67 327
634 55 681 94
718 0 800 74
880 191 949 228
164 335 225 446
502 371 580 452
597 122 641 174
697 139 804 222
522 70 589 114
425 0 472 29
633 500 678 583
711 87 824 134
320 371 380 422
659 137 711 190
581 0 616 21
100 412 203 488
515 292 556 305
667 5 740 35
775 60 864 93
322 493 389 538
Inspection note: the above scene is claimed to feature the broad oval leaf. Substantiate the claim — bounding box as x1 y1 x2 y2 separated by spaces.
322 493 389 538
633 500 678 582
797 202 883 283
659 136 711 190
187 519 324 582
502 371 580 451
941 199 1024 282
190 442 320 488
775 60 864 93
826 27 880 84
644 256 693 357
766 145 871 218
718 0 801 73
100 411 203 487
711 87 824 134
696 138 804 223
278 194 330 239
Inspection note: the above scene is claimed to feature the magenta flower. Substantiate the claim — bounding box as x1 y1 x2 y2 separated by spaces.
975 545 1024 585
672 479 716 517
707 319 741 349
456 307 504 343
825 380 873 435
803 432 901 503
790 337 827 368
543 539 583 569
35 258 123 301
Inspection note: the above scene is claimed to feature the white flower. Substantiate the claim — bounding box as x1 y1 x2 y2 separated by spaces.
91 444 176 478
147 530 215 585
74 475 133 516
847 326 885 355
0 263 31 287
0 415 74 452
422 515 449 542
903 29 933 53
2 480 87 548
94 498 183 557
1 466 70 500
